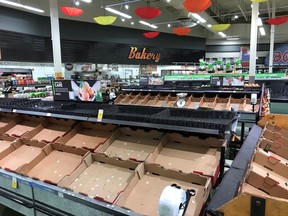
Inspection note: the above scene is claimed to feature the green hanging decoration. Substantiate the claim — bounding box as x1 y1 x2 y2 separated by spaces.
216 58 223 65
225 61 231 68
199 59 205 67
235 59 241 66
208 63 213 69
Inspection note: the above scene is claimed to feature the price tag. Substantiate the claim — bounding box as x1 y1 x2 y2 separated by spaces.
12 177 17 189
47 113 51 117
97 109 104 122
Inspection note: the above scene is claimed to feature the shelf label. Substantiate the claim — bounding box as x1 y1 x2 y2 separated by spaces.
12 177 17 189
97 109 104 122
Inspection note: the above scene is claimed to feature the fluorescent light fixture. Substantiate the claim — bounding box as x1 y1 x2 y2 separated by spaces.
131 21 134 25
257 18 263 26
191 13 206 23
234 15 238 19
121 17 125 22
81 0 92 2
218 32 227 38
166 0 171 2
207 24 212 28
125 4 129 10
139 20 158 29
75 1 80 6
0 0 44 13
167 24 171 28
259 27 266 36
105 7 132 19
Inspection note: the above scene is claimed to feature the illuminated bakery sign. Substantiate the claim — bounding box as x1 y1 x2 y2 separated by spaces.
128 47 161 63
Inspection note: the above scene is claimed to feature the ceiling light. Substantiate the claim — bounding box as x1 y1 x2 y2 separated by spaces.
234 15 238 19
207 24 212 28
197 20 200 24
121 17 125 22
218 32 227 38
75 1 80 6
259 27 266 36
0 0 44 13
191 13 206 23
105 7 132 19
166 0 171 2
131 21 134 25
139 20 158 29
257 18 263 26
167 24 171 27
125 4 129 10
81 0 92 2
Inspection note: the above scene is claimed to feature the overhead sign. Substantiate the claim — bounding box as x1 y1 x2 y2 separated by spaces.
265 44 288 65
128 47 161 63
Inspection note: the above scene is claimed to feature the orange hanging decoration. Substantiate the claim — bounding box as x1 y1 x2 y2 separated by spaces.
134 7 161 19
182 0 212 13
143 32 160 38
266 16 288 25
172 27 191 36
61 6 83 17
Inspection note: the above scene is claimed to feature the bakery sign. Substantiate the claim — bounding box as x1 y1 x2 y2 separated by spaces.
128 47 161 63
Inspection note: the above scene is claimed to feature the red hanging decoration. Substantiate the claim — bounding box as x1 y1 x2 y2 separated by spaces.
172 27 191 36
182 0 212 13
134 7 161 20
266 16 288 25
143 32 160 38
61 6 83 17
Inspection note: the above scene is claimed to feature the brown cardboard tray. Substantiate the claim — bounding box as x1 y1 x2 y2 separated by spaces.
115 163 211 216
27 144 88 185
214 97 231 111
0 135 18 162
200 97 216 109
114 93 127 104
245 162 288 199
147 133 224 186
258 138 288 160
95 127 162 162
185 96 203 109
253 149 288 179
0 113 17 129
131 94 147 105
141 94 157 106
262 128 288 149
0 115 45 138
56 122 116 151
240 182 270 198
0 139 46 173
23 118 75 143
265 123 288 139
242 98 260 113
58 153 140 204
230 98 245 111
121 94 138 105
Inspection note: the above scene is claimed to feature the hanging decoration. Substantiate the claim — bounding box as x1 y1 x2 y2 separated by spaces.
250 0 267 2
266 16 288 25
134 7 161 19
182 0 212 13
94 16 117 25
143 31 160 38
172 27 191 36
211 24 231 31
61 6 83 17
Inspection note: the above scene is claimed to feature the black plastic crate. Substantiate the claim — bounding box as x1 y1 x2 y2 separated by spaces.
0 98 32 109
16 101 74 112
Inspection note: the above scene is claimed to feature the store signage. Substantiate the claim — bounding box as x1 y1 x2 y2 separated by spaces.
128 47 161 63
265 44 288 65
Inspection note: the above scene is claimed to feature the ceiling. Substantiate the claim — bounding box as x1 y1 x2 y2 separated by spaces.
0 0 288 42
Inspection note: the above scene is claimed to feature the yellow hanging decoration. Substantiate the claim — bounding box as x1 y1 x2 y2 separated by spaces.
251 0 267 2
211 24 231 31
94 16 117 25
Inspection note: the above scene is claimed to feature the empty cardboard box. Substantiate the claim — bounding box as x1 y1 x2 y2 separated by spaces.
56 122 116 151
0 113 17 128
0 135 17 160
265 123 288 139
0 139 46 173
240 182 270 198
0 115 45 138
258 138 288 160
147 133 224 186
95 127 162 162
58 153 140 204
116 163 211 216
27 144 88 185
253 149 288 179
23 118 75 143
185 96 203 109
245 162 288 200
200 97 216 109
262 128 288 149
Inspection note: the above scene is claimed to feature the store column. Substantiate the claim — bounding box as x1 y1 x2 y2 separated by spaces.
248 1 259 83
268 0 276 73
49 0 63 79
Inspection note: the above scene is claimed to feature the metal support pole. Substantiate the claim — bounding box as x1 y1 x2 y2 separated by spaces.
268 0 276 73
49 0 63 79
249 2 259 83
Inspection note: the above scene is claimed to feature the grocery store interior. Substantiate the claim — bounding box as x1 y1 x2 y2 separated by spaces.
0 0 287 215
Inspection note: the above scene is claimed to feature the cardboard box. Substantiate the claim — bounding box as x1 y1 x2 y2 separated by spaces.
214 97 231 111
0 139 46 173
121 93 138 105
0 115 45 137
95 127 162 162
185 95 203 109
200 97 216 109
245 162 288 199
258 138 288 160
116 163 211 216
262 128 288 149
230 97 245 111
240 182 270 198
56 122 116 151
23 118 75 143
0 113 17 128
58 153 140 204
242 98 260 113
0 135 18 161
114 93 127 104
141 94 157 106
147 133 225 186
265 123 288 139
26 144 89 185
253 149 288 179
130 93 148 105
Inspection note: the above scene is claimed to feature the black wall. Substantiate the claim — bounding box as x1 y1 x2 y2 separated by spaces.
0 6 206 64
